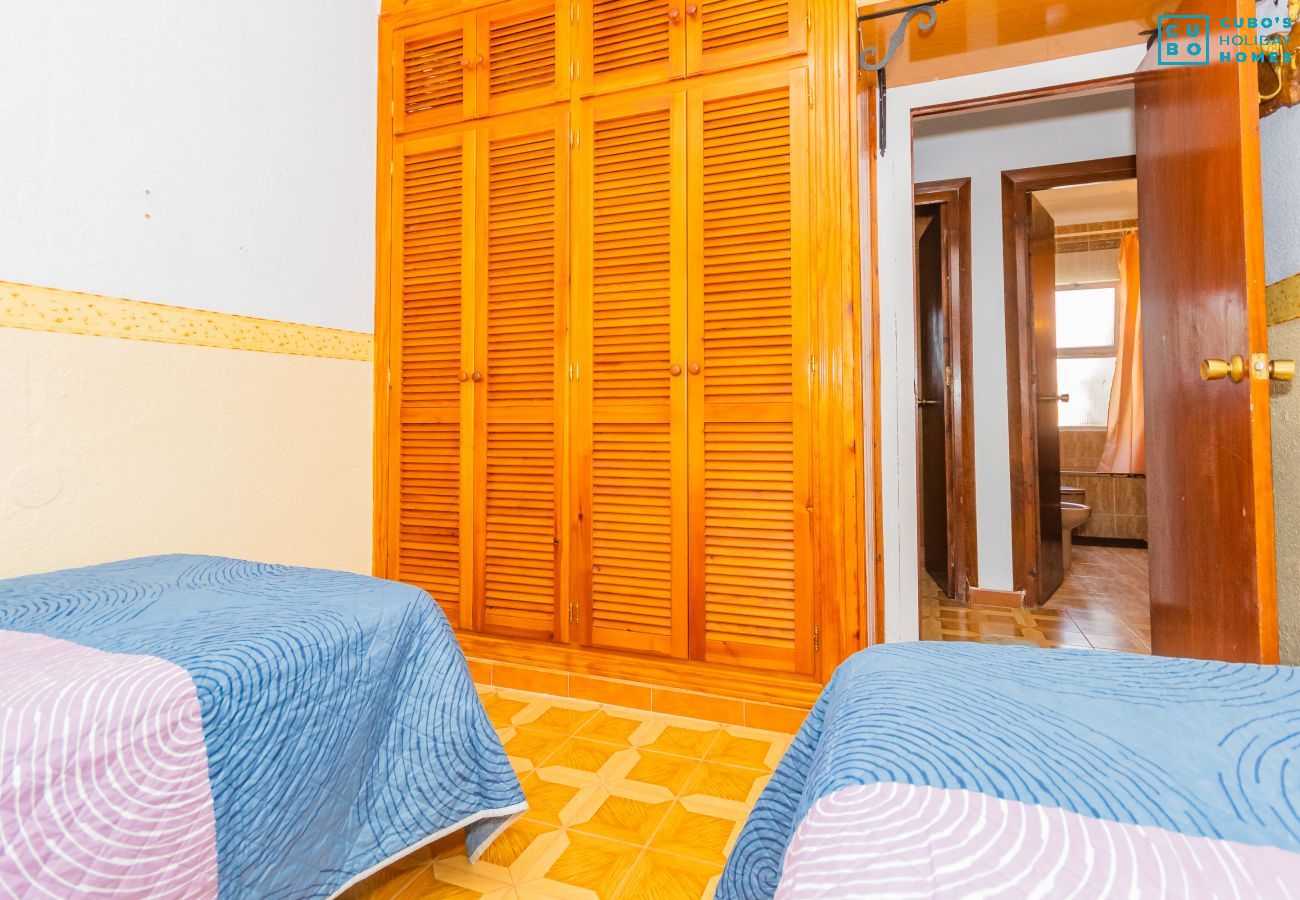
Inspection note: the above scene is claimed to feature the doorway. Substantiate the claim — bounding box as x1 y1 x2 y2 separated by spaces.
1019 171 1150 653
913 179 975 606
1002 156 1139 603
906 57 1279 661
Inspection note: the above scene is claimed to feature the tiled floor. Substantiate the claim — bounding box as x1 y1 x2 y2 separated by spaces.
921 544 1151 653
345 686 791 900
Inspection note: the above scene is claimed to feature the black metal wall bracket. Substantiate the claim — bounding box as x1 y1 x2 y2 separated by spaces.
857 0 948 155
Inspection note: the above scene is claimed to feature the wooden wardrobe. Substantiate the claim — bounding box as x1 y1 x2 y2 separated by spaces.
376 0 867 702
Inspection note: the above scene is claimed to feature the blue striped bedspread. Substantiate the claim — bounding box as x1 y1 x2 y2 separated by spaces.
0 555 525 899
718 642 1300 898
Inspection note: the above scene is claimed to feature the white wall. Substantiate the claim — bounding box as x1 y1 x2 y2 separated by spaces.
868 46 1147 642
0 1 379 332
1263 104 1300 664
1262 106 1300 285
0 2 379 579
913 91 1137 589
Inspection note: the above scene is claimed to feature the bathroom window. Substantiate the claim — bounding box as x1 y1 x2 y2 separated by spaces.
1055 285 1118 429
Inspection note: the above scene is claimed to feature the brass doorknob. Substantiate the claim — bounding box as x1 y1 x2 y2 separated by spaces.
688 362 701 375
669 364 683 376
1270 359 1296 382
1037 393 1070 403
457 370 469 383
471 371 484 383
1202 355 1247 383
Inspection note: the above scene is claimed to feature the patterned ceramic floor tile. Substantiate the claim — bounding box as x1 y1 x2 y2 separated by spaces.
682 761 768 804
569 792 674 844
636 719 722 759
626 749 702 796
705 727 789 772
614 850 722 900
500 727 566 775
921 544 1152 653
577 709 647 747
511 696 601 735
345 687 787 900
518 773 583 828
652 800 744 867
479 692 532 729
542 831 642 897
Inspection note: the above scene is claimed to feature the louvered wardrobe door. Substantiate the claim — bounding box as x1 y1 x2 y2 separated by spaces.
393 13 476 133
473 108 569 641
389 128 476 628
573 88 688 657
575 0 687 96
687 67 814 674
475 0 569 118
686 0 806 75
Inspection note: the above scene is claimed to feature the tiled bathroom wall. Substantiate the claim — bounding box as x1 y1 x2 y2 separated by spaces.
1059 430 1147 541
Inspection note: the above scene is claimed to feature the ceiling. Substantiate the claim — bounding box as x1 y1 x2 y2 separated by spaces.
1034 179 1139 226
856 0 1179 85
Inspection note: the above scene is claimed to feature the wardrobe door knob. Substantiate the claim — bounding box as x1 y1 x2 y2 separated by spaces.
471 371 484 383
688 362 701 375
460 56 473 68
686 4 699 14
670 364 683 377
457 371 469 383
475 54 485 65
668 7 681 22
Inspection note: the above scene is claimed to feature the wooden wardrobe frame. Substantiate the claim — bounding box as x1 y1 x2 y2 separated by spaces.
372 0 874 702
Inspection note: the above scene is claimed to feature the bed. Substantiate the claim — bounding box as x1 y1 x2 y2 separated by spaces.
0 555 525 899
719 642 1300 898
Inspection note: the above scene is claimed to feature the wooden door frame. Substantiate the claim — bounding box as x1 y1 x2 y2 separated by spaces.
1001 154 1136 606
913 178 976 603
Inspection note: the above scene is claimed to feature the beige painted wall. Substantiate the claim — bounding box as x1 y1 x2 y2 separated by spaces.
1263 105 1300 665
1270 318 1300 665
1 328 372 579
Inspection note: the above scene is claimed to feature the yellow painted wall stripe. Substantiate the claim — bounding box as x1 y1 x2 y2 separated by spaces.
1268 272 1300 328
0 281 373 361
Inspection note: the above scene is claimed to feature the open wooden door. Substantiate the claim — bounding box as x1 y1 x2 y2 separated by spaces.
1137 0 1278 663
1029 197 1064 601
915 208 952 596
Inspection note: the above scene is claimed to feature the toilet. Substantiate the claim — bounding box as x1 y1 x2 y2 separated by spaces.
1060 486 1090 572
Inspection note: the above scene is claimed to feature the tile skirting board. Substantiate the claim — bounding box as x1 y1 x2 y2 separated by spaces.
0 280 373 361
465 658 811 734
967 586 1029 609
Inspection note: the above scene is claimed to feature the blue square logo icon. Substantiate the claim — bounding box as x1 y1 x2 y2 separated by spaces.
1157 14 1211 66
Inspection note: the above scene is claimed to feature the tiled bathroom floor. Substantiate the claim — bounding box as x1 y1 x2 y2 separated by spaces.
922 544 1151 653
343 687 791 900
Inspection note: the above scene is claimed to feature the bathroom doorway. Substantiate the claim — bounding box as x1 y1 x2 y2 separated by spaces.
1027 175 1150 653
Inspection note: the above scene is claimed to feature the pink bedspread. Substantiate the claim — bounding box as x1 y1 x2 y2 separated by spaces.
0 630 218 898
778 782 1300 898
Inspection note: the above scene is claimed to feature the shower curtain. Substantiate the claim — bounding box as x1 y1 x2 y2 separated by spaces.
1098 231 1143 474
